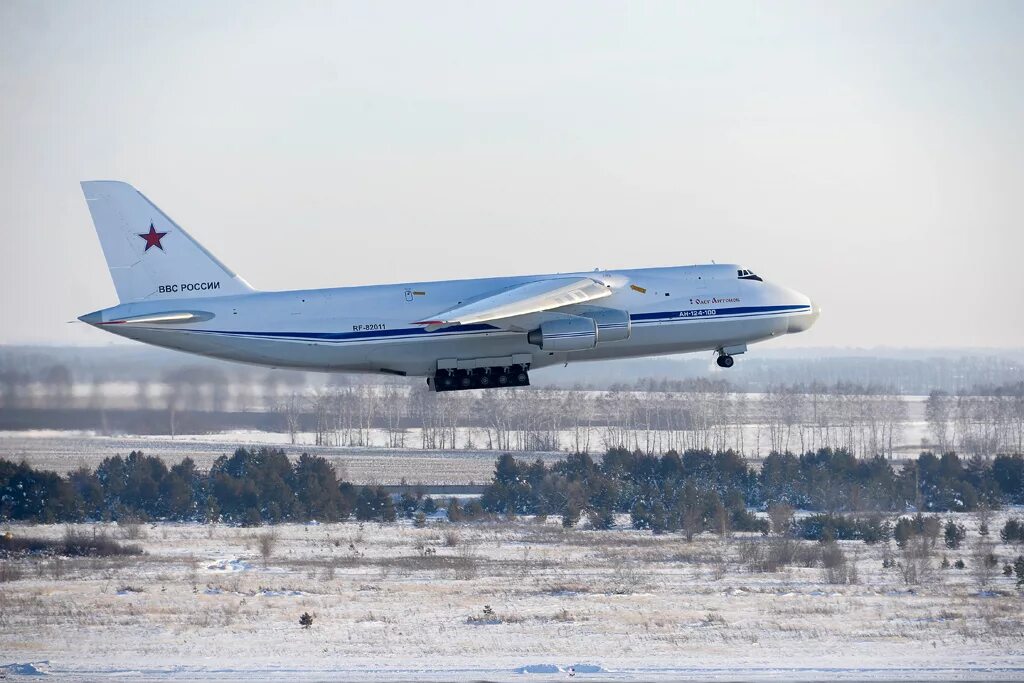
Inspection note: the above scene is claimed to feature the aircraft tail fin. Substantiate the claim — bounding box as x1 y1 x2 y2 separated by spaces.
80 180 255 303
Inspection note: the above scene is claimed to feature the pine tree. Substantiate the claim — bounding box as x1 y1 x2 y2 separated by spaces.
649 500 668 535
944 520 965 549
400 492 419 518
1001 519 1024 544
630 502 650 530
381 495 397 523
894 518 913 549
446 498 463 523
562 501 581 528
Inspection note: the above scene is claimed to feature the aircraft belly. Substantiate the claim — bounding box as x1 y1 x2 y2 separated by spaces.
114 327 376 371
117 326 535 375
360 331 534 375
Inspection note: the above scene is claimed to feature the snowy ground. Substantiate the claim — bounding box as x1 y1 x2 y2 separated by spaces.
2 513 1023 680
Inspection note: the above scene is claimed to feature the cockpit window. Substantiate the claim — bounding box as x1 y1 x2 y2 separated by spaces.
737 268 763 282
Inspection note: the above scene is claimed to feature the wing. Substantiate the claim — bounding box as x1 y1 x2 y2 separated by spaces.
413 277 612 329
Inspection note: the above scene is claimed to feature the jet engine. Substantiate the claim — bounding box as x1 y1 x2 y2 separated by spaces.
579 308 631 343
527 316 597 351
527 308 632 351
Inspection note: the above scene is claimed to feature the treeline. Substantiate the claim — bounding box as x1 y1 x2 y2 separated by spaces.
0 448 462 525
266 381 1024 459
5 356 1024 460
3 447 1024 529
282 381 1024 459
479 449 1024 533
6 346 1024 399
480 449 769 535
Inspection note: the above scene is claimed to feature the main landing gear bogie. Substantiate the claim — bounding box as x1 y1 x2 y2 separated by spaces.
430 364 531 392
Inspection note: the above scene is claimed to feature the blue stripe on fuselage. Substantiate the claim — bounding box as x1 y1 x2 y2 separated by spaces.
167 304 810 344
630 304 808 322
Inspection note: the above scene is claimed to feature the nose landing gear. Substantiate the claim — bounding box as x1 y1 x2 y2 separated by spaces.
715 343 745 369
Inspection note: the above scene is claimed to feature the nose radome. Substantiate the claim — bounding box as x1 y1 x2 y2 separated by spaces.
787 298 819 334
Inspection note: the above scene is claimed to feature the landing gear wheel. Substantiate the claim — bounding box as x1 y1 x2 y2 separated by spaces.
716 354 734 369
431 364 529 391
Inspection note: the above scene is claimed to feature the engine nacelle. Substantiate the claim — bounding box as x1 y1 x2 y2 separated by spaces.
527 316 597 351
579 308 631 343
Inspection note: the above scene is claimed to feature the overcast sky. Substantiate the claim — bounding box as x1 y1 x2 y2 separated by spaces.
1 1 1022 349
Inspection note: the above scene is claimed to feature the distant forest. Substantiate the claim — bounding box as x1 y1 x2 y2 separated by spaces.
3 344 1024 394
2 346 1023 459
2 448 1022 534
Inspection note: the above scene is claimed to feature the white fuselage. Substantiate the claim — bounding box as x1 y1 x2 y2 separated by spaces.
82 263 818 377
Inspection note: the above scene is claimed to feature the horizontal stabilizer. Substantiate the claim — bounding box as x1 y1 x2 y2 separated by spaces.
78 310 215 326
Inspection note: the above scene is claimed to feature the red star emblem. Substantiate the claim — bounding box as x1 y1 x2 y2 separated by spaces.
138 223 168 251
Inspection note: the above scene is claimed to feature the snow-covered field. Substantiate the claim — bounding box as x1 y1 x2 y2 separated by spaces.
2 513 1023 680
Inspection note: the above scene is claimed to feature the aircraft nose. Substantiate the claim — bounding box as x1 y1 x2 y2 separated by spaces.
787 298 820 334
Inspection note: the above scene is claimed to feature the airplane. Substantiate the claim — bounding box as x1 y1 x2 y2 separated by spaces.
77 181 819 391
